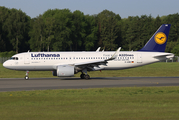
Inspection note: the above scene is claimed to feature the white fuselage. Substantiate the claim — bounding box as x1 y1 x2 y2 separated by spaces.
3 51 173 72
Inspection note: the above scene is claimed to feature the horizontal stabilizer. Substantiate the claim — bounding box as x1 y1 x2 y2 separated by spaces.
153 53 174 59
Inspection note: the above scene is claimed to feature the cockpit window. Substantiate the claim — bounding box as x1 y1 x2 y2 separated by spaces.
10 57 18 60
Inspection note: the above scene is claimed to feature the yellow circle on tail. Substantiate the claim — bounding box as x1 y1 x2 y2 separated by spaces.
154 32 167 44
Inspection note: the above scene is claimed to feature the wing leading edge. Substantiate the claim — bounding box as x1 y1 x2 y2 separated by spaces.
75 47 121 71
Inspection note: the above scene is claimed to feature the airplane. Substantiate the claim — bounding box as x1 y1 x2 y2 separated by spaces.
3 24 174 80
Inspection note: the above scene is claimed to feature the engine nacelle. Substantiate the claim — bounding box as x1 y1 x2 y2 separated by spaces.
54 65 74 77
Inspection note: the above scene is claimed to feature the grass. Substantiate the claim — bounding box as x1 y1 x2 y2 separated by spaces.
1 63 179 119
0 62 179 78
0 87 179 120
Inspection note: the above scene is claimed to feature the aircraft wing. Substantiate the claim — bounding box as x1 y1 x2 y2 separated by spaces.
74 47 121 71
74 60 108 71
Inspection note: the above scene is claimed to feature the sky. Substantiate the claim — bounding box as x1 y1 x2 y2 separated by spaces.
1 0 179 18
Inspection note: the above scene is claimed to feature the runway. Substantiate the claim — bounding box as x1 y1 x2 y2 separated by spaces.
0 77 179 92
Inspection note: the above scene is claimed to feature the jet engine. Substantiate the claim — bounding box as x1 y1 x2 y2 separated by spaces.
53 65 74 77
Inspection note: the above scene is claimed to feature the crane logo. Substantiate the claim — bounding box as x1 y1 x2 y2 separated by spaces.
154 32 167 44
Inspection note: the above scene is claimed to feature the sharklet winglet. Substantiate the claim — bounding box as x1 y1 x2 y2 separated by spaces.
107 47 121 61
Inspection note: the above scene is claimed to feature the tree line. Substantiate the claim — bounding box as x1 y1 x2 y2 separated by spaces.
0 6 179 56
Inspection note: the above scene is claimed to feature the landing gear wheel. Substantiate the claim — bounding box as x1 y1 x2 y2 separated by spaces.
80 74 85 79
84 74 90 79
25 76 29 80
81 69 90 79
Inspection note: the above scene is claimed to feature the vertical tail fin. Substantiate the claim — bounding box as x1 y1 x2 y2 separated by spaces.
139 24 171 52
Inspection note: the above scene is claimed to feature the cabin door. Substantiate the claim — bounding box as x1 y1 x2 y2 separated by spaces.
24 53 30 64
137 54 142 63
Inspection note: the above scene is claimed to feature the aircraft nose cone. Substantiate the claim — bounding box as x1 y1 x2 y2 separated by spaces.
3 60 15 70
3 61 11 69
3 61 8 68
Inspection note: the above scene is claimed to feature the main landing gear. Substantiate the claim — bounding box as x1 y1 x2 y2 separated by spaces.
25 71 29 80
80 69 90 79
80 73 90 79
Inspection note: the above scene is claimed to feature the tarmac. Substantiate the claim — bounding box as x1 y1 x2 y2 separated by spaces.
0 77 179 92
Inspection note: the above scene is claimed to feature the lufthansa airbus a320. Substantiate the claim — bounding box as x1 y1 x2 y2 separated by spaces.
3 24 174 80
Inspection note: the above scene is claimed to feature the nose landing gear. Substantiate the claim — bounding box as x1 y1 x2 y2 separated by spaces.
25 71 29 80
